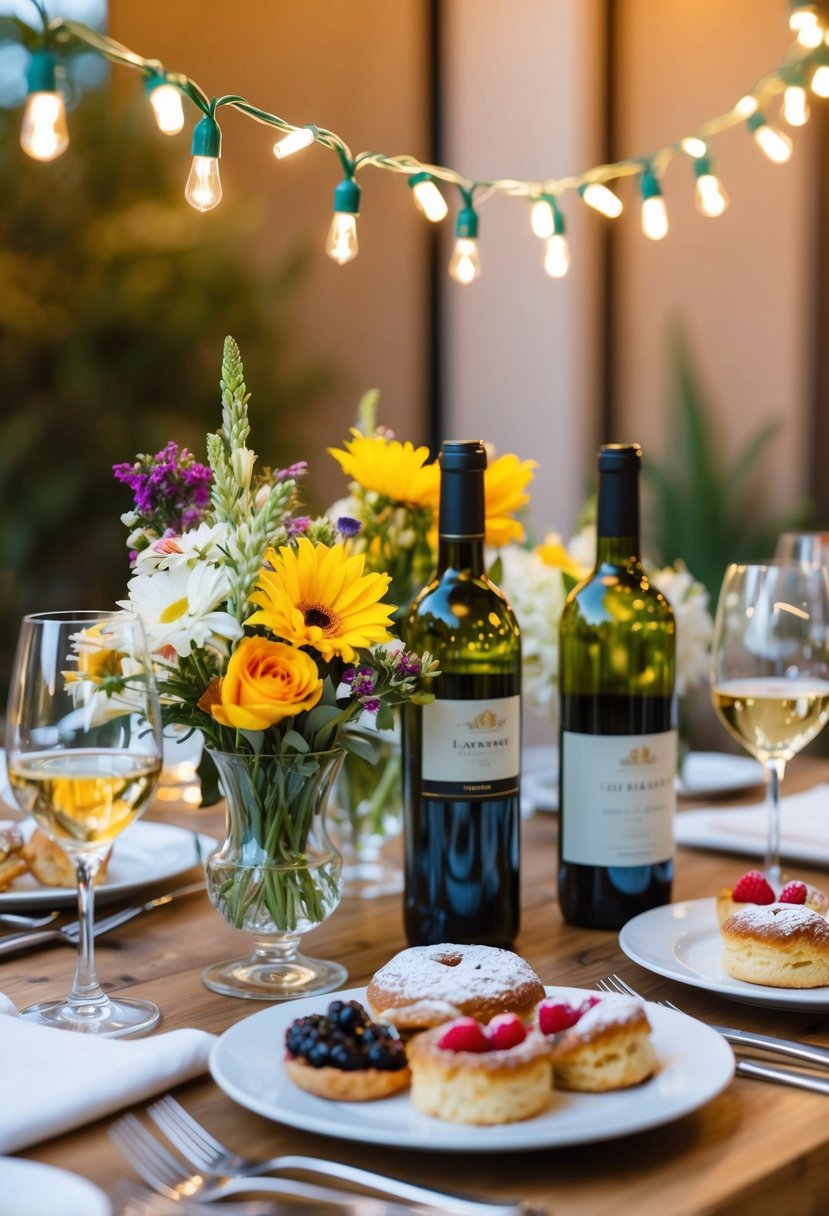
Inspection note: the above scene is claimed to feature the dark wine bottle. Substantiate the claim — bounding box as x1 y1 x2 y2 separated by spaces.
402 440 522 947
558 444 676 930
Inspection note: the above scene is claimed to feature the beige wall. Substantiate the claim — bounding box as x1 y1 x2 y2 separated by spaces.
109 0 432 508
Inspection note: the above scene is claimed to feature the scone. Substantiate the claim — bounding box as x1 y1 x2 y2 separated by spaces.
538 993 657 1092
22 828 110 888
284 998 410 1101
366 943 546 1032
0 822 27 890
720 903 829 988
408 1013 553 1125
716 871 829 926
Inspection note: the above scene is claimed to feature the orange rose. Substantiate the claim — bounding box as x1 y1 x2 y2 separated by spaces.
211 637 323 731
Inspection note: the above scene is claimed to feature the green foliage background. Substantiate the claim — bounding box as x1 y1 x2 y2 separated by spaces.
0 94 332 697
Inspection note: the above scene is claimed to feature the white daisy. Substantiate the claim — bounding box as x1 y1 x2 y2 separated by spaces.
119 562 242 657
133 522 232 572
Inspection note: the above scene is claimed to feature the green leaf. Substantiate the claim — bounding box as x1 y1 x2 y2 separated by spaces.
197 749 221 807
343 733 379 763
281 729 309 753
375 704 394 732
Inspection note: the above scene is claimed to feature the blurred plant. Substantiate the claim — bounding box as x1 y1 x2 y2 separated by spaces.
0 93 332 696
646 329 811 604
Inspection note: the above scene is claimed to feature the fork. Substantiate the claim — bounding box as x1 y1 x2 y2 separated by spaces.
111 1177 276 1216
0 909 60 928
113 1105 542 1216
597 974 829 1094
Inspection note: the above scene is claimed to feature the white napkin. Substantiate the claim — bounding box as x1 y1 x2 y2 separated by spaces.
675 782 829 867
0 994 215 1153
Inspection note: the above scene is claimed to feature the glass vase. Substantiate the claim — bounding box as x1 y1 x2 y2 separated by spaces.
331 720 404 900
203 747 348 1000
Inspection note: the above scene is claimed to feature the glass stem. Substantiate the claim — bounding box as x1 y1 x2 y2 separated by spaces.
67 852 108 1011
765 757 786 888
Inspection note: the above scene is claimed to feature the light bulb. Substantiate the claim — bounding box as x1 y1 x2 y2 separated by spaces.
531 198 555 239
812 64 829 97
543 233 570 278
448 237 481 284
274 127 315 159
749 114 793 163
783 84 810 126
409 174 448 222
798 20 824 47
185 155 222 210
735 94 759 118
695 173 729 217
641 194 668 240
790 2 818 31
149 83 185 135
326 212 359 264
580 182 623 218
680 136 708 159
20 90 68 161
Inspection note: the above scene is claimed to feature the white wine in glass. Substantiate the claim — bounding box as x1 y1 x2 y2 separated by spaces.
5 611 163 1037
711 562 829 885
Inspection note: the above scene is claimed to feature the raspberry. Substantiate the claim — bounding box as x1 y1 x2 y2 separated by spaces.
485 1013 527 1050
538 1000 582 1035
731 870 775 904
577 995 601 1015
779 881 807 905
437 1017 490 1053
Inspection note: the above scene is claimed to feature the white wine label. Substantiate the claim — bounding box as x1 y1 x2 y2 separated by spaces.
422 695 520 799
561 729 677 865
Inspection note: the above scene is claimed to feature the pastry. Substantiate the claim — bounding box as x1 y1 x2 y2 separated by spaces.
716 870 829 926
407 1012 553 1124
538 993 657 1092
720 902 829 988
22 828 110 888
0 822 26 891
284 998 410 1100
366 943 546 1032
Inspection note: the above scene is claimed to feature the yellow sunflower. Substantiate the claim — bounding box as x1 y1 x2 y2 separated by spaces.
247 538 395 662
536 538 589 580
484 453 537 547
328 429 440 508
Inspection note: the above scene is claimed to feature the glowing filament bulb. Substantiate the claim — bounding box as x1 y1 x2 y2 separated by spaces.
812 64 829 98
149 83 184 135
695 173 728 217
326 212 359 264
449 237 481 284
748 113 793 163
680 136 708 159
790 2 818 32
798 20 824 47
531 198 555 239
783 84 810 126
409 173 448 222
640 168 668 240
185 114 223 211
579 182 623 218
274 127 315 159
544 233 570 278
20 91 68 161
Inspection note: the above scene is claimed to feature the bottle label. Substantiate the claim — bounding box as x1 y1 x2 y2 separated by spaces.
561 729 677 865
421 696 520 799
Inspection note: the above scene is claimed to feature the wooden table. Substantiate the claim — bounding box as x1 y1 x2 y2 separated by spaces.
5 759 829 1216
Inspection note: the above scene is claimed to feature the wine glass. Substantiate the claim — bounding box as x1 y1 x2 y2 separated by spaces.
5 611 163 1036
775 531 829 566
711 562 829 886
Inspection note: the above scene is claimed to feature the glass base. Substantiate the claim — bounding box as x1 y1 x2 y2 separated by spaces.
341 857 403 900
20 995 160 1038
202 951 348 1001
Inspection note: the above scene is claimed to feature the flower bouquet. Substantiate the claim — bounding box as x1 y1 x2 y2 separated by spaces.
114 337 437 997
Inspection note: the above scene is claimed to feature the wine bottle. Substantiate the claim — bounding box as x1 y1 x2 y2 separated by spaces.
558 443 676 930
402 440 521 947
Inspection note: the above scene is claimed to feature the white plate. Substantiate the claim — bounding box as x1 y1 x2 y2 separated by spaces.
677 752 764 799
620 898 829 1011
0 1157 110 1216
0 821 215 910
209 984 733 1152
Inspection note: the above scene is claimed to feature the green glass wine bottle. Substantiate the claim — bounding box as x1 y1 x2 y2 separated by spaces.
558 444 676 930
402 440 522 947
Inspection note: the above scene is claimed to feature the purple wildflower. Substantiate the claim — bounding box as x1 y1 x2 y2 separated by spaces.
361 698 381 714
113 443 213 538
395 651 421 677
341 667 356 684
286 516 311 537
336 516 361 539
276 461 308 481
351 668 376 698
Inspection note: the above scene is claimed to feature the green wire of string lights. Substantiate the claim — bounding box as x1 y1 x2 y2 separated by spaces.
8 3 829 281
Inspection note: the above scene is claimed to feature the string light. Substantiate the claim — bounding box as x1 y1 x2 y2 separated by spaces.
185 114 222 211
530 196 555 239
543 200 570 279
782 73 810 124
680 136 708 158
19 49 68 161
809 47 829 96
273 125 316 159
747 110 794 162
578 182 624 218
448 196 481 285
145 75 185 135
693 154 730 217
640 167 668 240
790 1 818 34
326 174 361 264
408 172 448 222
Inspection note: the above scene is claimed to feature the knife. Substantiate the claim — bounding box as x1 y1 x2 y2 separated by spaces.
0 880 206 957
737 1058 829 1095
710 1023 829 1070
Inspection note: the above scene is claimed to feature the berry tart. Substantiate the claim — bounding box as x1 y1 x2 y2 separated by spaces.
537 993 657 1092
716 870 829 926
284 998 411 1100
407 1012 553 1125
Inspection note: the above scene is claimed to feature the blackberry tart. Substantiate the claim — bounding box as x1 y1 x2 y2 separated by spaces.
284 998 411 1100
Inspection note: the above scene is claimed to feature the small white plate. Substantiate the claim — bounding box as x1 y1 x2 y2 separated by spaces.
620 898 829 1011
0 821 214 910
677 752 764 799
0 1157 110 1216
209 984 733 1152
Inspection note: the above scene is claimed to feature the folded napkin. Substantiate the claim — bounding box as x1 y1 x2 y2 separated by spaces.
0 994 215 1153
675 782 829 867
